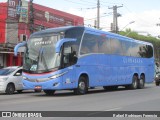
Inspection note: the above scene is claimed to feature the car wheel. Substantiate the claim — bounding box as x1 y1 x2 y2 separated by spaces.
17 90 23 93
5 84 15 95
74 76 88 95
43 90 55 95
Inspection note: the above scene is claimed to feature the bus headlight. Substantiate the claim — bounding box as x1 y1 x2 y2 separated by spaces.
49 71 68 79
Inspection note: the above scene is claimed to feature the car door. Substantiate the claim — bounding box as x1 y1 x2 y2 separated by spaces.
62 42 78 89
13 69 23 90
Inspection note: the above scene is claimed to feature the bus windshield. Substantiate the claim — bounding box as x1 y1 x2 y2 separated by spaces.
23 33 62 73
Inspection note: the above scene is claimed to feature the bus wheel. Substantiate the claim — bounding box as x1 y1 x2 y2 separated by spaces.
5 84 15 95
44 90 55 95
155 82 160 86
138 75 145 89
74 76 88 95
126 75 138 89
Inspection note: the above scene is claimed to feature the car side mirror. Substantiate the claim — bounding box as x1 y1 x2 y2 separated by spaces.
15 73 21 76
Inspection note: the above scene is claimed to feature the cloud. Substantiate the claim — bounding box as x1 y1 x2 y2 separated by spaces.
118 10 160 36
67 7 160 36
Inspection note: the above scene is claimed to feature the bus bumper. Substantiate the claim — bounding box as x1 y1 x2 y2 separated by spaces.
23 79 63 90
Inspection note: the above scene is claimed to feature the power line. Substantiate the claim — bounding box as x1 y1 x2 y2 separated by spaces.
100 0 121 4
77 7 96 11
79 0 96 5
84 14 111 21
62 0 95 6
123 5 154 27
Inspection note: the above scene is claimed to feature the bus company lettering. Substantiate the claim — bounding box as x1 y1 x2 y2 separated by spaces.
123 58 143 64
34 41 52 46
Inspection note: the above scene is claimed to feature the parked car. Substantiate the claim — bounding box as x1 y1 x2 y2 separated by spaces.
155 73 160 86
0 66 23 94
155 63 160 86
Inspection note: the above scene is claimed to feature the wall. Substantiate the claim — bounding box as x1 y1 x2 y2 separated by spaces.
33 3 84 29
0 3 7 43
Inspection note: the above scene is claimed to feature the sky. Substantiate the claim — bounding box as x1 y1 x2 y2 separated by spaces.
1 0 160 37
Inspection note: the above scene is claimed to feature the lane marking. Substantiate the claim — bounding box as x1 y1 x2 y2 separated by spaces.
104 107 122 111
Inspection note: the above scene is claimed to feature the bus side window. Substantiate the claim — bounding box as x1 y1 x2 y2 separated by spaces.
80 44 90 54
98 37 111 54
80 33 99 54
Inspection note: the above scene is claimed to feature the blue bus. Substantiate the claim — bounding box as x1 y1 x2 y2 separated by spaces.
14 26 154 95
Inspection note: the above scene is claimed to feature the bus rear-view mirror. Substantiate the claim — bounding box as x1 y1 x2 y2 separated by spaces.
64 47 72 54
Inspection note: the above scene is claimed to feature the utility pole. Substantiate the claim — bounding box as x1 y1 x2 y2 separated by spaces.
157 18 160 26
156 18 160 38
29 0 34 34
109 5 123 33
97 0 100 29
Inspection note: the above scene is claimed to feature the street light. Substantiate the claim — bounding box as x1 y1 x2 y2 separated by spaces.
120 21 135 31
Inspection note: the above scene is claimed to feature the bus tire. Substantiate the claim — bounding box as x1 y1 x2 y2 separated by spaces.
126 75 138 89
74 76 88 95
44 90 55 95
155 82 160 86
137 75 145 89
5 83 15 95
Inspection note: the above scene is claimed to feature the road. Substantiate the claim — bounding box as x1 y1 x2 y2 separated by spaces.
0 83 160 119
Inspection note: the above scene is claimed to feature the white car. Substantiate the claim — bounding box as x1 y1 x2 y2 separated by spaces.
0 66 23 94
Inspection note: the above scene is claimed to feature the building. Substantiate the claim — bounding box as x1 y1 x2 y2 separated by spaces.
0 0 84 67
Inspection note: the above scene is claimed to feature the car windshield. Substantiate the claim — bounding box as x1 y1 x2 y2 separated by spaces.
0 68 16 75
23 33 62 73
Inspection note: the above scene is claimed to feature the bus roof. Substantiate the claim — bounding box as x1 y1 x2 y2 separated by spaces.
84 27 153 46
30 26 153 46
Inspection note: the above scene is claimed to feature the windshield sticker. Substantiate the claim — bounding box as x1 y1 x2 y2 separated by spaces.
30 65 37 71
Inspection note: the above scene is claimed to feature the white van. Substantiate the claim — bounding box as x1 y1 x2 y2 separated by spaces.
0 66 23 94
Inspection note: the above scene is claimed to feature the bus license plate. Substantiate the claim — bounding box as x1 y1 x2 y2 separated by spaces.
35 86 42 90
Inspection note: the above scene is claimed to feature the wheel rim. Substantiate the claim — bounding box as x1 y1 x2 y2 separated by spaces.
7 85 14 94
140 79 144 86
79 81 85 91
134 81 137 88
9 86 14 93
133 76 138 89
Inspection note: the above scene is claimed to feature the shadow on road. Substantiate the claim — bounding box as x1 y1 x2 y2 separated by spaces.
31 84 154 97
